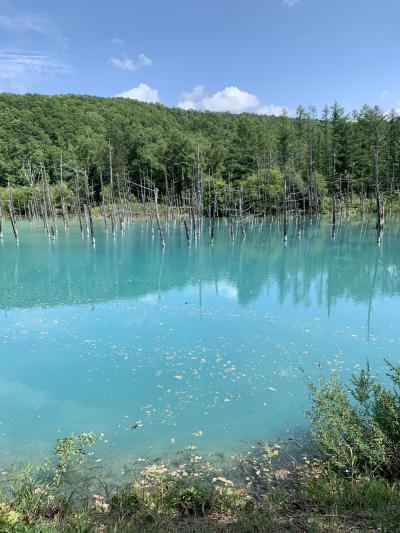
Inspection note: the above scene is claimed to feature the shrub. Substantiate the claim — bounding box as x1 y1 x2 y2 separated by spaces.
306 361 400 478
170 483 215 516
110 483 158 521
53 432 100 485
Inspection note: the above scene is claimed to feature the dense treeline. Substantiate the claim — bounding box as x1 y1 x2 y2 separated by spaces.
1 93 400 215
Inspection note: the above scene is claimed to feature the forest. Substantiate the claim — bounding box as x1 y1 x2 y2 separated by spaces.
1 93 400 215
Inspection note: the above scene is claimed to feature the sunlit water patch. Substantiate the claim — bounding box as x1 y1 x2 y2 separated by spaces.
0 219 399 473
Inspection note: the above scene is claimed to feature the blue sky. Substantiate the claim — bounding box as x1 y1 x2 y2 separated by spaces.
0 0 399 115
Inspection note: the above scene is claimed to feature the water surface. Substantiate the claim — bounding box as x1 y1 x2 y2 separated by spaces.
0 219 399 470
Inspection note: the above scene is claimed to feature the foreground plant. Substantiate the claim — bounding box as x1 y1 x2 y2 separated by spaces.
53 431 101 485
0 432 102 532
305 360 400 478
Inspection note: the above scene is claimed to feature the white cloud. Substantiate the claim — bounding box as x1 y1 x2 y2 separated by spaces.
110 52 153 71
138 53 152 66
258 104 290 116
177 100 196 110
177 85 205 110
110 57 136 71
283 0 301 7
177 85 288 116
112 37 123 45
391 105 400 117
380 90 390 100
0 51 68 76
116 83 160 103
202 86 260 113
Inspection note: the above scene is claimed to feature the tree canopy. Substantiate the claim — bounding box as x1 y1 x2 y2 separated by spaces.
1 93 399 202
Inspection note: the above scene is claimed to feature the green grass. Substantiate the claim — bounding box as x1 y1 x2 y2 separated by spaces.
1 454 399 532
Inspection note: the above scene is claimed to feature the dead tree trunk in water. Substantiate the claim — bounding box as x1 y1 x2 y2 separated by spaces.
331 192 336 239
8 195 19 244
75 171 84 238
183 218 191 246
374 146 384 244
84 172 95 245
209 187 217 245
109 141 117 238
7 184 19 243
83 204 90 235
196 142 203 238
84 203 95 245
360 184 365 220
283 181 288 242
61 196 68 230
154 187 166 247
41 205 50 237
238 185 246 237
100 172 108 231
43 166 57 237
60 151 69 230
190 191 197 240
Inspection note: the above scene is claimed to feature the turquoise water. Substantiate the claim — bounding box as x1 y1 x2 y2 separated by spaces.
0 219 399 470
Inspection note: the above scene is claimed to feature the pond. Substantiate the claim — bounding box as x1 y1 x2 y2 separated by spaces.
0 218 399 473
